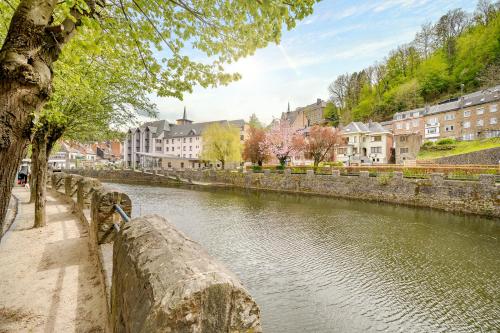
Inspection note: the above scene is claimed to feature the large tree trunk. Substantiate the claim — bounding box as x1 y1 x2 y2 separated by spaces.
32 119 65 228
0 0 85 234
32 131 48 228
29 139 39 203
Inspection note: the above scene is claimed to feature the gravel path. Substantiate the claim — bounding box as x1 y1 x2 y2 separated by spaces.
0 187 107 332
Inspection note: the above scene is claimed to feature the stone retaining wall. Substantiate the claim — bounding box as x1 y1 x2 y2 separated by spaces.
50 172 261 332
68 169 500 218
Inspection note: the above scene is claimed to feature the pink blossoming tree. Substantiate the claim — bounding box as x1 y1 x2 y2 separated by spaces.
262 121 304 166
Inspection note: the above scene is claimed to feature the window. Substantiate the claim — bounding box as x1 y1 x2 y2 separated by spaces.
491 104 498 113
180 162 184 168
427 117 438 125
353 148 358 154
177 138 180 142
463 121 470 129
155 147 162 152
477 119 484 127
426 128 437 134
445 125 454 132
370 147 382 154
338 148 347 155
373 136 382 142
240 135 244 141
183 146 186 151
168 162 172 168
412 120 419 127
477 108 484 115
400 148 409 154
490 117 497 125
189 146 192 151
396 123 402 130
183 138 186 143
166 147 169 152
189 154 192 158
353 136 357 143
464 110 471 117
400 136 407 142
444 113 455 121
156 139 162 143
189 138 192 143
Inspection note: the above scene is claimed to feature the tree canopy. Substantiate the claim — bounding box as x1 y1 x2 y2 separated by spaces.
328 1 500 123
201 123 241 169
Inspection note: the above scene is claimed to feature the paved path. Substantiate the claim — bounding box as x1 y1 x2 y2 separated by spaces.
0 187 107 332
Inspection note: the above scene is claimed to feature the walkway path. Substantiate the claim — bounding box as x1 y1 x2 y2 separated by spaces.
0 187 107 332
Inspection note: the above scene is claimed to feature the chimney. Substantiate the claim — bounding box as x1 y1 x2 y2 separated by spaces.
317 98 322 105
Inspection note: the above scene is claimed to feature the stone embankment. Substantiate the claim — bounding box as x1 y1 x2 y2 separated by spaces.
69 168 499 218
50 172 262 332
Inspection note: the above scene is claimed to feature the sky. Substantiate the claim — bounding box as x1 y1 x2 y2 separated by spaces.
152 0 477 126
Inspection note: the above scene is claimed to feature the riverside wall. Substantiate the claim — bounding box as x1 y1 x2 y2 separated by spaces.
50 172 262 332
68 169 500 218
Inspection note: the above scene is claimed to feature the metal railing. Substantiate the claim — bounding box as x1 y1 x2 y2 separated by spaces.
112 204 131 232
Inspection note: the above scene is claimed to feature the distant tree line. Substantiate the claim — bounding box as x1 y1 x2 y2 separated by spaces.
325 0 500 124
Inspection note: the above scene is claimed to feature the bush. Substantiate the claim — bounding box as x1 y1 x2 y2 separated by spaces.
252 165 262 172
421 141 435 149
276 165 285 170
436 138 456 145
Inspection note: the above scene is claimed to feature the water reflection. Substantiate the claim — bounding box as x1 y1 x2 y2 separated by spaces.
108 183 500 333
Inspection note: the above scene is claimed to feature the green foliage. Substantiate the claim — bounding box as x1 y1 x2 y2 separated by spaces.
248 113 263 129
436 138 457 145
323 102 340 126
418 138 500 159
252 165 262 172
328 4 500 122
377 173 393 185
421 141 435 148
201 123 242 168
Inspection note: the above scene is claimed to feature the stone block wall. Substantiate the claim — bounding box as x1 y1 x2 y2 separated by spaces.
69 168 499 218
112 214 261 333
53 172 262 332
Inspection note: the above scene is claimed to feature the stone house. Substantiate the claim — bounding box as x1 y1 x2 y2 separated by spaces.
395 133 422 164
281 98 327 130
336 122 393 165
123 109 247 169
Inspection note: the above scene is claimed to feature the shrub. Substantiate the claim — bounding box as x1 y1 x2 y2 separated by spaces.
252 165 262 172
421 141 435 150
436 138 456 145
276 165 285 170
377 173 392 185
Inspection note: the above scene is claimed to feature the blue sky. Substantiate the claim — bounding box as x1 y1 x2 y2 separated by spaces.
153 0 477 125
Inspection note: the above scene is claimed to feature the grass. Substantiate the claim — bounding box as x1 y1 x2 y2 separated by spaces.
417 138 500 160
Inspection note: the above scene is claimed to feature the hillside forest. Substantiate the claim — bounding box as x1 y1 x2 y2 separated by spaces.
325 0 500 124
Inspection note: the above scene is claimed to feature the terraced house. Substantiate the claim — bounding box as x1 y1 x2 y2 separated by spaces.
389 85 500 163
123 109 247 169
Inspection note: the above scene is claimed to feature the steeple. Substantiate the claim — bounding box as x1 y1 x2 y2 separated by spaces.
287 102 291 113
176 106 193 125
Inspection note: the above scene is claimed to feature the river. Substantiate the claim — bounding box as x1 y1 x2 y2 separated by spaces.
108 182 500 333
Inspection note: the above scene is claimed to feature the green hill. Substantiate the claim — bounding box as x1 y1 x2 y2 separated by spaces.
325 1 500 124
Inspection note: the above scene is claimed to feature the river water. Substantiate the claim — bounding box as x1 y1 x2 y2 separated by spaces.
108 182 500 333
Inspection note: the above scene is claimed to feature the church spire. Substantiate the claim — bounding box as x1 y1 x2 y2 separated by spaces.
287 102 291 113
183 106 187 119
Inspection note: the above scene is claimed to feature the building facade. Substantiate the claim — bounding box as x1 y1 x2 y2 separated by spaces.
123 109 247 169
336 122 393 165
388 85 500 163
281 98 327 130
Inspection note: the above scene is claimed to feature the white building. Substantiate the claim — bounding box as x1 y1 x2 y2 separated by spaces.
123 109 247 169
336 122 394 165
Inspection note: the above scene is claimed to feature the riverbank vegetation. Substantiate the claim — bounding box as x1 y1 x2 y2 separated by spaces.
325 1 500 123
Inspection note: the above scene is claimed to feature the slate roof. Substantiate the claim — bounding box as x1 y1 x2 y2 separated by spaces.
129 119 245 139
393 85 500 120
343 121 389 134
